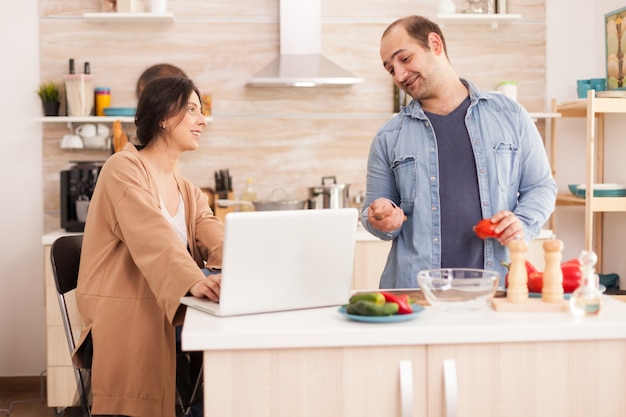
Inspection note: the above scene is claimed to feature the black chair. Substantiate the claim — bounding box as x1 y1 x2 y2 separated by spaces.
50 235 91 417
51 235 203 417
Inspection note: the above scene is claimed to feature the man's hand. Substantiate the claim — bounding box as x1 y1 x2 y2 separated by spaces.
367 198 406 233
490 210 524 246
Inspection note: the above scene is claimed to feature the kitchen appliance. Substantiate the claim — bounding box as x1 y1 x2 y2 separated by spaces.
246 0 363 87
308 176 350 209
60 161 104 232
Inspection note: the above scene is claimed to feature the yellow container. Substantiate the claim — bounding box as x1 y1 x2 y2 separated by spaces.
95 87 111 117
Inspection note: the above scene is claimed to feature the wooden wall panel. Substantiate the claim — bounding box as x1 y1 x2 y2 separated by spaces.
39 0 546 233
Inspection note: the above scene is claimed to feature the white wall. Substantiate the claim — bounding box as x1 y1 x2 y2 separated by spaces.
547 0 626 284
0 4 46 375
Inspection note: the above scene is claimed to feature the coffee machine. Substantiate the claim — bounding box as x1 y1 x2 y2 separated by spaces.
60 161 104 232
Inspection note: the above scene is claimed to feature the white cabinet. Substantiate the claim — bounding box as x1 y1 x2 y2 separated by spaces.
201 346 429 417
200 339 626 417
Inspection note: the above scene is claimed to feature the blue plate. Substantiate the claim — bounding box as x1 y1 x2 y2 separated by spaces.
103 107 136 116
338 304 424 323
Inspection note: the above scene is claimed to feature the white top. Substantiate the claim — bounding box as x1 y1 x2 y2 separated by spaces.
181 296 626 352
160 193 187 246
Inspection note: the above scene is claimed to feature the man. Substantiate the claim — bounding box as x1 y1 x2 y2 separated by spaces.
361 15 557 288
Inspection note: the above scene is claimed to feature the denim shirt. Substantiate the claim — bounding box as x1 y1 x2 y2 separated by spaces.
361 79 557 288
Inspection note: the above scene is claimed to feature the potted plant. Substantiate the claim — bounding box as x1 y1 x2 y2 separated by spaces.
37 82 60 116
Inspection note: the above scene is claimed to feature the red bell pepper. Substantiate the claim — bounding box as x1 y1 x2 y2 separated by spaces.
561 258 583 293
474 219 502 240
502 259 582 293
381 292 413 314
502 260 538 287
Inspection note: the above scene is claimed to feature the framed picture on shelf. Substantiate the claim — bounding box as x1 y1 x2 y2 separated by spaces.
605 6 626 90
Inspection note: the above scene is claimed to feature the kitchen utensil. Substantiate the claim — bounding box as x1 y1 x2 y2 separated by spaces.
150 0 168 13
417 268 499 311
75 197 90 223
217 188 308 211
136 64 187 98
60 134 84 149
575 183 626 197
103 107 136 116
76 123 97 138
64 74 95 117
217 198 307 211
308 176 350 209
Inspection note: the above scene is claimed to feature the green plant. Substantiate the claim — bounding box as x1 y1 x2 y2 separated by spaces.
37 82 60 102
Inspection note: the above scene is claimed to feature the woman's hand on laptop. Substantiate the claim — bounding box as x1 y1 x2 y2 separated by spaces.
189 274 221 301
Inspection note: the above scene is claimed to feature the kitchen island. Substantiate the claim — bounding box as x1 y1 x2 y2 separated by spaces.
181 296 626 417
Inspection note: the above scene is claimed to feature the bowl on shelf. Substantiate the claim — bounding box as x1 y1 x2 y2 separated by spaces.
103 107 136 117
417 268 499 311
568 184 580 196
575 183 626 197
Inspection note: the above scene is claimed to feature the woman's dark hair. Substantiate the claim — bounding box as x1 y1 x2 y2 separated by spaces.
134 76 201 147
383 15 448 59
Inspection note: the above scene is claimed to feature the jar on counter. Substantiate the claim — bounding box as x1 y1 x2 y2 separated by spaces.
95 87 111 117
496 81 518 101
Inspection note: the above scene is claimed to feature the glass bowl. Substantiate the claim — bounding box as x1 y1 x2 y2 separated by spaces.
417 268 499 311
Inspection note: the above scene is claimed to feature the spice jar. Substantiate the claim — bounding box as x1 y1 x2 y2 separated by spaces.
95 87 111 117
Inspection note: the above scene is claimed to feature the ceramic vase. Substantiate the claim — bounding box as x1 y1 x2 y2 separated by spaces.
438 0 456 14
150 0 168 13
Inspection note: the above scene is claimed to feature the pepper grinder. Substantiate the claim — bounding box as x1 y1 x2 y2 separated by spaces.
542 239 564 303
506 239 528 303
569 250 603 317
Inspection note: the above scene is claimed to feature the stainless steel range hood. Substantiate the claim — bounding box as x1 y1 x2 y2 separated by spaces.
246 0 363 87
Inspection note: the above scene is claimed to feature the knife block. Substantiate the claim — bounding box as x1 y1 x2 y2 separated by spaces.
213 191 234 222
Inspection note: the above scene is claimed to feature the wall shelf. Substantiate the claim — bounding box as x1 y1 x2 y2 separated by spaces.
436 13 522 29
83 12 175 24
36 116 213 123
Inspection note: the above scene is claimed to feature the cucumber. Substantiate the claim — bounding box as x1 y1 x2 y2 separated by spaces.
349 292 385 305
352 300 399 316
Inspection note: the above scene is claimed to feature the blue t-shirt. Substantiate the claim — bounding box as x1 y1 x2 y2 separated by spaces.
425 96 484 269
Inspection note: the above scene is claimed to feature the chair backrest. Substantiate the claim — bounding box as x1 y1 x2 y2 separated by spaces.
50 235 83 295
49 234 91 417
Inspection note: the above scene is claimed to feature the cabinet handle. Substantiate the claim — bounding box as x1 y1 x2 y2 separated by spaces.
443 359 458 417
399 360 413 417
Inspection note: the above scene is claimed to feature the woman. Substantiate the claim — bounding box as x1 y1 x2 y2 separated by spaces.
73 76 223 417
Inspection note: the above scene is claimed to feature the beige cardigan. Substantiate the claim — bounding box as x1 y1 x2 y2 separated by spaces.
73 143 223 416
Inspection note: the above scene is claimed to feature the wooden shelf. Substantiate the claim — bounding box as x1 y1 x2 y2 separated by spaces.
552 91 626 271
556 193 585 206
83 12 174 24
436 13 521 29
36 116 134 123
36 116 212 123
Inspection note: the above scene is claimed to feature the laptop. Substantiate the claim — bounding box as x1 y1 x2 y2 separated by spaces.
180 208 358 316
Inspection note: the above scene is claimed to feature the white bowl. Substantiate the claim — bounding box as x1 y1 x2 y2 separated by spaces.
82 134 108 149
417 268 499 311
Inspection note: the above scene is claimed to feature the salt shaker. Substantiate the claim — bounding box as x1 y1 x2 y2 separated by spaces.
569 250 602 317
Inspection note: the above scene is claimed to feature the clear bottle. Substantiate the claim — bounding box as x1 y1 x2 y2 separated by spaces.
240 178 256 212
569 250 603 317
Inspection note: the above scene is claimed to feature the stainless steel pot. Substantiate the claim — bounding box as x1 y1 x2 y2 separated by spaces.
308 176 350 209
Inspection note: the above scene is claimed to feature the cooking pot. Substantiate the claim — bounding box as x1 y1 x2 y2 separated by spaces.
308 176 350 209
217 188 308 211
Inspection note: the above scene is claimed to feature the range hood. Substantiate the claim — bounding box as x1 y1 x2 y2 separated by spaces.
246 0 363 87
